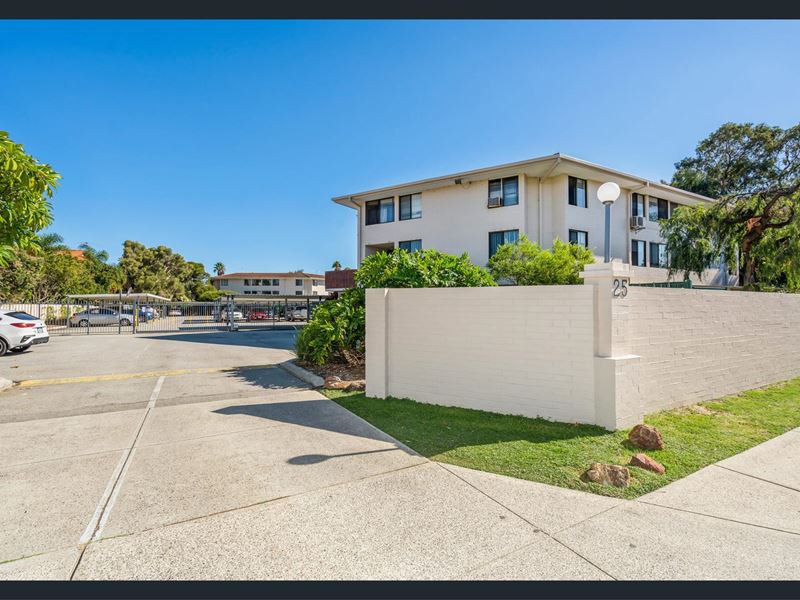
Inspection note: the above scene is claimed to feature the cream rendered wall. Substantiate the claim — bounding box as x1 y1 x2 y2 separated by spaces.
366 286 597 424
361 181 527 266
215 278 326 296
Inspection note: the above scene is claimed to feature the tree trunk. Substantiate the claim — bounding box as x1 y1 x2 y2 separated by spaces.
739 217 765 287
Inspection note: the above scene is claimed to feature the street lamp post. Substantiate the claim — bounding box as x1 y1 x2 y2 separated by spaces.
597 182 621 263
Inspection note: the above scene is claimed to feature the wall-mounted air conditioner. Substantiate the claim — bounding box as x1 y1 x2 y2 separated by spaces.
487 196 502 208
630 215 646 230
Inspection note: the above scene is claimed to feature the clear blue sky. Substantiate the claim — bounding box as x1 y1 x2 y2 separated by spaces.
3 20 799 274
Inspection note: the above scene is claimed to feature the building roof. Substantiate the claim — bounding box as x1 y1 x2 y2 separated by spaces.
211 272 325 281
55 249 86 260
66 293 172 301
332 152 716 208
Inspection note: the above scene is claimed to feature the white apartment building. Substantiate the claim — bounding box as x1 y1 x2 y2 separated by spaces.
333 153 733 284
211 272 327 296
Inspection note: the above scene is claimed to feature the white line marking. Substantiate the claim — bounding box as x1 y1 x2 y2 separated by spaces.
78 376 165 544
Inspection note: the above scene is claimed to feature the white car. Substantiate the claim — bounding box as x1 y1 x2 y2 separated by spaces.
220 309 244 322
287 307 308 321
0 310 49 357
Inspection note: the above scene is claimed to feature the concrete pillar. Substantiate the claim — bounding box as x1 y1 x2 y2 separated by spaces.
365 288 389 398
580 261 642 430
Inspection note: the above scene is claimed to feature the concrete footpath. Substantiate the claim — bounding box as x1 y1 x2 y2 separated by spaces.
0 333 798 580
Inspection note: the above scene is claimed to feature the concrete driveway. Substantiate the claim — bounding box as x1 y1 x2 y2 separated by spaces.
1 331 799 580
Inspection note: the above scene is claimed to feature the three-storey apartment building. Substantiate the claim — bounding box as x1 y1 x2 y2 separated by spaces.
211 272 327 296
333 153 733 283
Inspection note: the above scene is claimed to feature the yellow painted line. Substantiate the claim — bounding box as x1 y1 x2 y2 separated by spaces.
15 364 277 388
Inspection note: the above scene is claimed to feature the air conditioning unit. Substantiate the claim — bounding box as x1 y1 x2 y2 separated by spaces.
487 196 502 208
630 215 646 230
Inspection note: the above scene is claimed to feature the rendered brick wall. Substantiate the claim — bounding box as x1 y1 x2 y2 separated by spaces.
368 286 597 424
617 287 800 414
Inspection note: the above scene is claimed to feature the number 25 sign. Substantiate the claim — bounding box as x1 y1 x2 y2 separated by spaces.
612 278 629 298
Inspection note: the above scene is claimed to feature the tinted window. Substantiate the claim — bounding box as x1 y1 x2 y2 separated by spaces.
399 193 422 220
488 177 519 207
365 198 394 225
568 177 587 208
568 229 588 248
5 311 37 320
398 239 422 253
632 193 646 217
631 240 646 267
489 230 519 258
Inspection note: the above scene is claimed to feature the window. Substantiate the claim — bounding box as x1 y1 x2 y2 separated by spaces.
5 311 37 320
649 197 669 222
252 279 260 286
631 240 646 267
313 279 322 286
670 201 681 217
295 291 303 296
295 279 302 286
568 176 588 208
365 197 394 225
399 193 422 220
489 229 519 258
568 229 589 248
398 239 422 253
261 279 270 286
632 193 646 217
649 242 668 268
243 279 250 286
221 280 228 287
488 176 519 207
272 279 279 286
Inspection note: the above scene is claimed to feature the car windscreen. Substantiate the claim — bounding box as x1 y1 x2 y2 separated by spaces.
5 311 38 320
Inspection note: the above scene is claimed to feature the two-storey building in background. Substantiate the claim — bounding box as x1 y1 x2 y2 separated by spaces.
211 272 327 296
333 153 734 284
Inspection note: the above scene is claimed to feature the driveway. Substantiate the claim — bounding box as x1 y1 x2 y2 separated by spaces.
0 332 798 580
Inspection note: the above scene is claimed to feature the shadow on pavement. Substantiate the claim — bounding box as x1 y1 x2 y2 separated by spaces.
142 329 298 350
212 399 410 449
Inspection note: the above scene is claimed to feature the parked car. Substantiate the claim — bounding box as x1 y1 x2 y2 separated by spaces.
247 310 271 321
69 308 135 327
167 308 182 317
0 310 49 357
219 309 244 322
138 306 161 320
286 306 308 321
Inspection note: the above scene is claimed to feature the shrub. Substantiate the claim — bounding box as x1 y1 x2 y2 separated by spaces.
487 236 594 285
354 249 496 288
296 249 495 366
296 288 365 365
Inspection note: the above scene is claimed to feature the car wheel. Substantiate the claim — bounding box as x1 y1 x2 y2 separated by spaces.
0 338 7 357
120 318 131 326
78 319 89 327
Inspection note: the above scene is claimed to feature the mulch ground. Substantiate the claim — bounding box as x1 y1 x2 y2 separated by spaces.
297 361 365 382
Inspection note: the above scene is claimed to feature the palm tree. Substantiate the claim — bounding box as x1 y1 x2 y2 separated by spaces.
37 232 68 253
331 260 342 271
214 262 225 276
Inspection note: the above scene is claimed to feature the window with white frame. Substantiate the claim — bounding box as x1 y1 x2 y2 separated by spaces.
221 280 228 287
632 193 646 217
649 197 669 222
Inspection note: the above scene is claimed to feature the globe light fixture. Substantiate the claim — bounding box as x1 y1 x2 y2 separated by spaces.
597 182 621 263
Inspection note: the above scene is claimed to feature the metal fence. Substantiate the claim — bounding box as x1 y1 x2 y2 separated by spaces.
0 295 327 336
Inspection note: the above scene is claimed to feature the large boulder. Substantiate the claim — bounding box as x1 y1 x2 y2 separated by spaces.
628 424 665 450
630 453 666 475
581 463 630 488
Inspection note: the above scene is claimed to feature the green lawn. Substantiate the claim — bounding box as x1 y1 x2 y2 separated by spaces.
323 377 800 499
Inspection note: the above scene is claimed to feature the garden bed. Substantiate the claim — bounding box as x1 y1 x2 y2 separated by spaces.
298 361 365 382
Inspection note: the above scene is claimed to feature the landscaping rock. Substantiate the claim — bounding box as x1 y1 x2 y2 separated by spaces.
630 453 666 475
581 463 630 488
323 376 350 390
628 424 665 450
345 380 366 392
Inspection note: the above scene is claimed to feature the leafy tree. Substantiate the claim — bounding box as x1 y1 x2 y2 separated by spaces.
296 249 495 366
659 206 722 282
0 131 60 265
213 262 225 276
355 248 496 288
670 122 800 287
38 232 68 253
331 260 342 271
486 236 594 285
118 241 195 300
